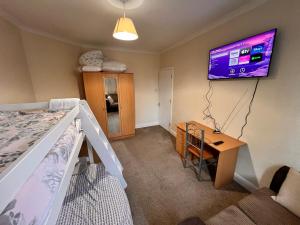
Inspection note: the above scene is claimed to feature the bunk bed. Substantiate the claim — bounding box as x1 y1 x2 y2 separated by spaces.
0 99 132 225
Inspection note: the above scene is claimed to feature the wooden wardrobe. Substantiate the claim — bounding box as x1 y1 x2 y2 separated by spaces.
83 72 135 140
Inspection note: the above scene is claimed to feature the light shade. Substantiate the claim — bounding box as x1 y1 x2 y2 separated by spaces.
113 17 138 41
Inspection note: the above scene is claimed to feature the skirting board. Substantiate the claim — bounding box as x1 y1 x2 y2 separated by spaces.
169 128 176 137
136 121 159 129
234 173 258 192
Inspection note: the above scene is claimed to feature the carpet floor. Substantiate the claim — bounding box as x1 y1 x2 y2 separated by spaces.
111 126 249 225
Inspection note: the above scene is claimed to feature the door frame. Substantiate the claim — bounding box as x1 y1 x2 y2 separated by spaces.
158 67 174 132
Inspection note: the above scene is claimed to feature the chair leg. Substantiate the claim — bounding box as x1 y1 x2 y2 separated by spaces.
183 150 189 168
197 158 203 181
183 158 187 168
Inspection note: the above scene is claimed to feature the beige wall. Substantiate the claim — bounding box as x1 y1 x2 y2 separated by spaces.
101 49 160 127
160 0 300 188
1 0 299 189
18 29 160 127
21 31 81 101
0 17 35 103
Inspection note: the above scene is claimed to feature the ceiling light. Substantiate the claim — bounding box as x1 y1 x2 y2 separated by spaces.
113 0 138 41
108 0 144 10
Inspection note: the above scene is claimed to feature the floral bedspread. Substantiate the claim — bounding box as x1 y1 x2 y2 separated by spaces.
0 110 66 173
0 110 79 225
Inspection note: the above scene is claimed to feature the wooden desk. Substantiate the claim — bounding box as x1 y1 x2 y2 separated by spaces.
176 121 246 188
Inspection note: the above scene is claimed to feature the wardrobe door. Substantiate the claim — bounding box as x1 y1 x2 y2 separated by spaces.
83 72 108 135
118 73 135 136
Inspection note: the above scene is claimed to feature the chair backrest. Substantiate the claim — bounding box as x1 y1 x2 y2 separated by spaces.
185 122 205 157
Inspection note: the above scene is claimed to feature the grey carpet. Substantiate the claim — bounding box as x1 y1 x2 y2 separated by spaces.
111 126 249 225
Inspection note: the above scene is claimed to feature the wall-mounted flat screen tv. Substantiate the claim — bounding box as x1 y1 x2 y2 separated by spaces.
208 29 277 80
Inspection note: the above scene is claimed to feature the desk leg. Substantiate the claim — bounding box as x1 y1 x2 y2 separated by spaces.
214 148 239 189
176 127 185 158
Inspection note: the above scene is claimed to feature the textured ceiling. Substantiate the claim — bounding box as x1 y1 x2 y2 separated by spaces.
0 0 266 52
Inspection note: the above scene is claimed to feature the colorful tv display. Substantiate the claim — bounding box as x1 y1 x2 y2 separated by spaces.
208 29 277 80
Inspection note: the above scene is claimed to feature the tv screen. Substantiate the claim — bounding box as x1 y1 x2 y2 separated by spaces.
208 29 277 80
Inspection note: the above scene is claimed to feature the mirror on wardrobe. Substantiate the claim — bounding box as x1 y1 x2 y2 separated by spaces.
104 76 121 136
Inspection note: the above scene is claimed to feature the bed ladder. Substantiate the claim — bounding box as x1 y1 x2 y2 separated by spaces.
79 101 127 189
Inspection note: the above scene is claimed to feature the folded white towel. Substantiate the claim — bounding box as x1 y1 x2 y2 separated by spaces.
49 98 80 111
81 65 102 72
102 61 127 72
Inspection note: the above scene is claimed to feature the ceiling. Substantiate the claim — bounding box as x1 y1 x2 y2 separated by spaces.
0 0 266 53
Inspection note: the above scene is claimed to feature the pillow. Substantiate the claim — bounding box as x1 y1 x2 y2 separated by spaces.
49 98 80 111
272 168 300 217
79 50 104 66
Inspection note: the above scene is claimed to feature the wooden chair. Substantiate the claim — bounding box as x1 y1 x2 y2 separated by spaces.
183 122 216 181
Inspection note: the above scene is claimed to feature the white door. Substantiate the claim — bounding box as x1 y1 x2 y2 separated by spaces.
158 68 173 131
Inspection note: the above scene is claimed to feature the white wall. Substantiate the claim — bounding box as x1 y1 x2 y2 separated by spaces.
160 0 300 188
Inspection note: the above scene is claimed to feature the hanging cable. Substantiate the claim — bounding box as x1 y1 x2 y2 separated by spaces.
202 80 219 132
237 78 260 140
123 0 126 17
220 88 249 132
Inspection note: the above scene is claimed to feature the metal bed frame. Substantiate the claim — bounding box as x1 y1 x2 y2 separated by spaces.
0 100 126 225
